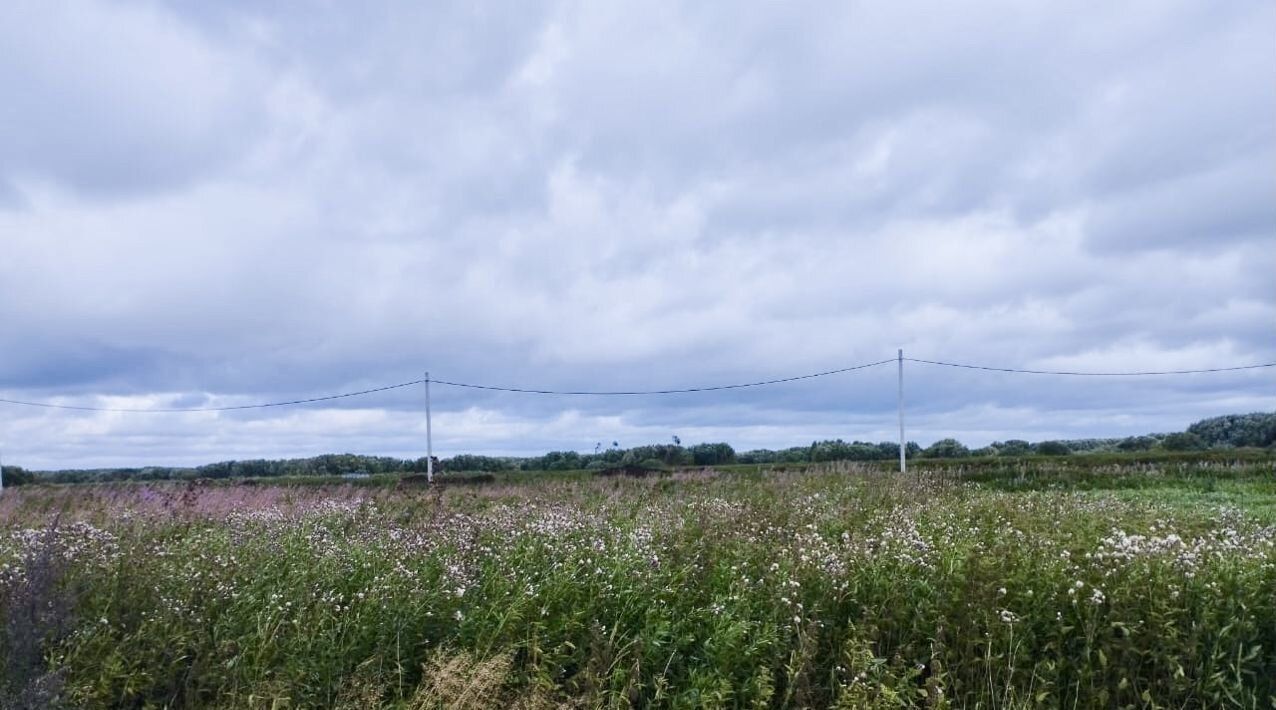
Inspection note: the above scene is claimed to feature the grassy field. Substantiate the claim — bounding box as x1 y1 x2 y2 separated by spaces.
1 458 1273 708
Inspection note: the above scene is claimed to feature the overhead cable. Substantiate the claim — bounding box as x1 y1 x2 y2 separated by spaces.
904 358 1276 377
0 359 894 412
1 356 1270 414
0 379 427 413
430 359 897 395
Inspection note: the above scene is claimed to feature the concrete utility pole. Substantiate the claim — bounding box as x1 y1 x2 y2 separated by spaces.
425 373 434 484
898 349 906 474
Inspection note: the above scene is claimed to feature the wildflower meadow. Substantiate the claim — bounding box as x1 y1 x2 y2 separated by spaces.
1 460 1273 708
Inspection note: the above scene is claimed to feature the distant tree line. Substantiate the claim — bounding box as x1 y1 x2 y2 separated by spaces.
912 412 1276 458
3 453 433 485
3 413 1271 485
439 443 742 472
737 441 921 464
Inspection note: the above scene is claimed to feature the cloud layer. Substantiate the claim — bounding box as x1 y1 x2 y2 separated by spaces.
1 0 1272 468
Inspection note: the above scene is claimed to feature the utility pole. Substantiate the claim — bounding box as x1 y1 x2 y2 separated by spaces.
0 444 5 495
424 373 434 484
898 349 906 474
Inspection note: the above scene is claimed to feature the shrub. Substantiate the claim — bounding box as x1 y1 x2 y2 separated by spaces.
1117 436 1157 452
994 440 1033 457
1034 440 1071 456
1161 432 1207 451
922 438 970 458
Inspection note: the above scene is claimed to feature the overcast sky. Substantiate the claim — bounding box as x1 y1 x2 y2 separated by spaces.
1 0 1273 469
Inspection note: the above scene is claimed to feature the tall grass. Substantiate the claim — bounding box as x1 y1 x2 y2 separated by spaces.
1 463 1273 708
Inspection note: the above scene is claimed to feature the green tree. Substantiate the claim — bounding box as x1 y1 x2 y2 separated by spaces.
1034 441 1071 456
0 465 34 486
1187 413 1276 448
1117 436 1157 452
994 440 1033 457
688 443 736 466
922 438 970 458
1161 432 1206 451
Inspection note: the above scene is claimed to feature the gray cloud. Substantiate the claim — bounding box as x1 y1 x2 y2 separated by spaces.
0 0 1272 469
0 1 268 196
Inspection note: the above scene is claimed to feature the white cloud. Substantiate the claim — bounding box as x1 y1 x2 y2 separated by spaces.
0 0 1272 468
0 0 268 193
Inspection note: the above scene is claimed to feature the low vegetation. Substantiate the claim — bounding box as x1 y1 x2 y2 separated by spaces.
1 457 1273 708
4 413 1271 486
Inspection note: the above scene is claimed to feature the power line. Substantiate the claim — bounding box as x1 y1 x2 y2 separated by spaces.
0 359 895 412
0 356 1269 414
904 358 1276 377
431 359 897 395
0 379 427 413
